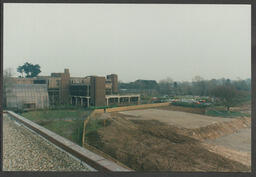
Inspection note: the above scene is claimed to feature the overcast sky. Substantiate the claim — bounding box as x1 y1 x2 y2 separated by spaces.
4 4 251 82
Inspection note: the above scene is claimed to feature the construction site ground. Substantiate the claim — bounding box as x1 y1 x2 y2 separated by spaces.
85 105 251 172
119 109 233 129
206 128 251 153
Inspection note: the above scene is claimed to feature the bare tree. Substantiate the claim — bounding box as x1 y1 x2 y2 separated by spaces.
191 75 206 96
211 85 243 111
158 77 174 95
192 75 204 83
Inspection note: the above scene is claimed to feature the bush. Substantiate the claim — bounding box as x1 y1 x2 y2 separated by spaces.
171 101 209 108
206 109 249 118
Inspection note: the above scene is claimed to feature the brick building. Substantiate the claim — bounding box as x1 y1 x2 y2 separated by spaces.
7 69 140 109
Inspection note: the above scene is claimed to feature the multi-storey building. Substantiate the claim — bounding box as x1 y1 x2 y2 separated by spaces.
7 69 140 109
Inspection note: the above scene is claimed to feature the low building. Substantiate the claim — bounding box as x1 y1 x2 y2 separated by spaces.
6 84 49 110
105 94 140 106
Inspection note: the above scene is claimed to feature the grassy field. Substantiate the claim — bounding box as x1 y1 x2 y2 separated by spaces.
21 109 91 145
21 109 89 121
205 109 249 118
84 119 105 148
205 103 251 118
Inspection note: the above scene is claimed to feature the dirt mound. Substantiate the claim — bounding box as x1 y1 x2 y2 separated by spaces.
185 117 251 140
156 105 206 114
86 117 250 172
202 143 251 167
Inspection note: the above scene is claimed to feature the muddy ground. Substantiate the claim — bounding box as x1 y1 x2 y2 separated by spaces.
206 128 251 153
119 109 233 129
85 108 251 172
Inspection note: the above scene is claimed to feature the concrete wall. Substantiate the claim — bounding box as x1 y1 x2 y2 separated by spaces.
90 103 169 113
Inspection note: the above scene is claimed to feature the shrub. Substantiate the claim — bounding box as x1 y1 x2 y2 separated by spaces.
171 101 209 108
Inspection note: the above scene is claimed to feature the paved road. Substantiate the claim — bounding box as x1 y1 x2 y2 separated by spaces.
3 114 93 171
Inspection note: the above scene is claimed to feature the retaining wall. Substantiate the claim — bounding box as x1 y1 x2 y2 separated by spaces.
4 110 132 172
105 102 170 113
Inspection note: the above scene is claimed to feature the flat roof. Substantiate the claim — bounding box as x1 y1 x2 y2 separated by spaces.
105 94 140 98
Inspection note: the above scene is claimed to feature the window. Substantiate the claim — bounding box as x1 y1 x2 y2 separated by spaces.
56 80 60 86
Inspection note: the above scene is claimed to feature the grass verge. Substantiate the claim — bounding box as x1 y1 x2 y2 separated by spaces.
20 109 90 145
84 118 111 148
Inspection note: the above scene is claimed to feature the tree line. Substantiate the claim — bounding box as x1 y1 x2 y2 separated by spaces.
119 76 250 96
119 76 251 111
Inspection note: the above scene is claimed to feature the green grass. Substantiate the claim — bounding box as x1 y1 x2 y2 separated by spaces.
172 101 209 108
84 118 111 148
85 119 105 134
40 120 84 145
49 104 89 110
21 109 89 121
20 109 91 145
206 109 249 118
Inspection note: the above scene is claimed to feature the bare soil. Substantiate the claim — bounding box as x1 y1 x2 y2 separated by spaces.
119 109 233 129
184 117 251 140
202 143 251 167
85 111 251 172
156 105 206 114
206 128 251 152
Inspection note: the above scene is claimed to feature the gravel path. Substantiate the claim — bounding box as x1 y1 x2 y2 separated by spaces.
3 114 93 171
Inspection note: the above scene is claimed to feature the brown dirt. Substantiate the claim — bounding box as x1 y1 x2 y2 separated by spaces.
202 143 251 167
184 117 251 140
206 128 251 152
119 109 234 129
156 105 206 114
86 115 250 172
64 120 73 122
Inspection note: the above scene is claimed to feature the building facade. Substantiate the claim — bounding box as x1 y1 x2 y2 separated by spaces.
6 84 49 110
7 69 140 109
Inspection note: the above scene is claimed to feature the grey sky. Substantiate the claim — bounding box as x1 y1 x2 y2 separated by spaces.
4 4 251 82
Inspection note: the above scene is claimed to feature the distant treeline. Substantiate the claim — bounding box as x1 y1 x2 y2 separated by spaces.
119 77 251 97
